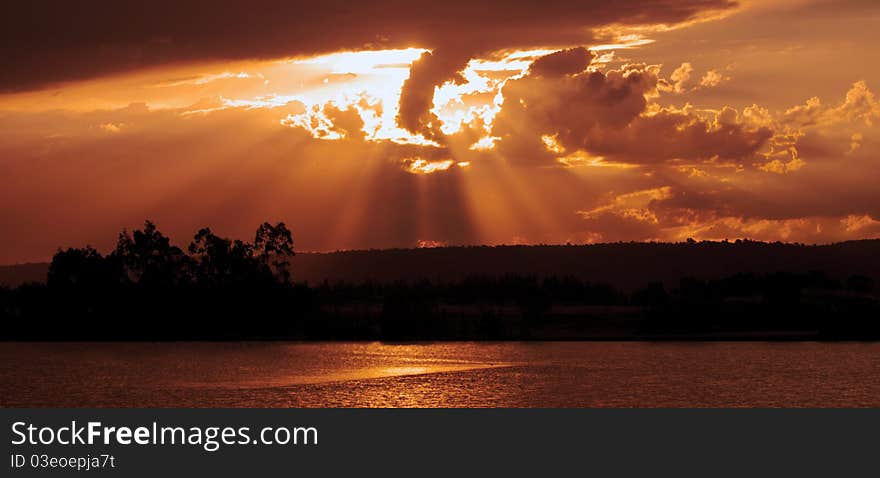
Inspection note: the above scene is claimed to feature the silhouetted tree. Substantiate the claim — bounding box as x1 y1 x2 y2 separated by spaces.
48 246 121 289
254 222 295 283
188 228 271 285
115 221 190 285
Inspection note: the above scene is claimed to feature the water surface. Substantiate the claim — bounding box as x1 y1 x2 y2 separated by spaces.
1 342 878 407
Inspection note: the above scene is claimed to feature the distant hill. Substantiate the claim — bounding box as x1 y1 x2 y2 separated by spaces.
0 263 48 287
292 241 880 290
3 240 880 290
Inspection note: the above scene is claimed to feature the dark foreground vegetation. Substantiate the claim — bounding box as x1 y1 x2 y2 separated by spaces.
1 222 878 340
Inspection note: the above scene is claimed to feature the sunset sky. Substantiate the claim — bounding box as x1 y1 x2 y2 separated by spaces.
1 0 879 263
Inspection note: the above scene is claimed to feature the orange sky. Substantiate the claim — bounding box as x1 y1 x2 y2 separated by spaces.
1 0 879 263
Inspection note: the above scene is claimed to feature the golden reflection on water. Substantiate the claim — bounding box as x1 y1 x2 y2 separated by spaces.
377 366 430 376
2 342 880 407
208 362 514 389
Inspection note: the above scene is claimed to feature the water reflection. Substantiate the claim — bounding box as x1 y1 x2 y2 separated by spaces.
1 342 879 407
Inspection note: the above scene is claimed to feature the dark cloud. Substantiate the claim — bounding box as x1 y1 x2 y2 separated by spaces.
494 57 772 166
529 47 594 77
586 108 773 164
397 50 472 136
493 62 656 164
0 1 737 93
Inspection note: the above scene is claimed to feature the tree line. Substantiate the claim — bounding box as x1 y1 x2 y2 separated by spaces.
48 221 294 289
0 221 878 340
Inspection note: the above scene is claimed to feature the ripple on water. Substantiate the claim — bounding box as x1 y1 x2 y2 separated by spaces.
1 342 879 407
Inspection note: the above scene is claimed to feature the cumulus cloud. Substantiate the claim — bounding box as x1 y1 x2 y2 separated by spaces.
492 58 652 164
492 53 772 168
397 50 472 137
784 81 880 128
585 105 773 165
561 76 880 244
777 81 880 164
528 47 594 77
667 62 694 93
658 63 729 93
699 69 728 88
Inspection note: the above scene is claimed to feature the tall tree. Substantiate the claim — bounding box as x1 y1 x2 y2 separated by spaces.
115 221 190 285
188 228 269 285
254 222 295 283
